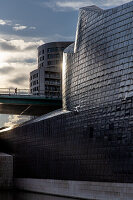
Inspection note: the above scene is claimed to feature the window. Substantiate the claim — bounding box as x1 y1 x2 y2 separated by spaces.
33 73 38 79
47 47 61 53
47 54 60 59
48 60 60 65
40 56 44 61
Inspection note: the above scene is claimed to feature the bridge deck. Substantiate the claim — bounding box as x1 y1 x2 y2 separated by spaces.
0 95 62 116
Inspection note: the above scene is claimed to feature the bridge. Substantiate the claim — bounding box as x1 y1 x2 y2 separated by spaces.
0 88 62 116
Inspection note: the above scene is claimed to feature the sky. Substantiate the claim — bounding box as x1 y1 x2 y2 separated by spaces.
0 0 131 89
0 0 131 127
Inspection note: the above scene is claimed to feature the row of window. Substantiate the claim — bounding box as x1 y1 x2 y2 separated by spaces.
45 92 61 97
39 49 44 56
38 47 65 56
39 63 44 67
48 60 60 65
31 73 38 80
45 72 60 79
30 80 38 87
45 79 60 85
39 56 44 62
47 47 65 53
31 87 39 93
45 66 61 73
45 85 60 91
39 54 61 62
39 62 61 68
47 53 60 59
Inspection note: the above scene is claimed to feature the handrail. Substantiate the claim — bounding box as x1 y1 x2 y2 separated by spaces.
0 88 61 99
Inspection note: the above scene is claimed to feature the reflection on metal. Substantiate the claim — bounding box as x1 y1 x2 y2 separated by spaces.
0 126 14 133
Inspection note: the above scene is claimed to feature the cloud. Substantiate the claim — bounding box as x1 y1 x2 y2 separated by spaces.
0 35 44 89
50 33 74 41
0 39 19 51
0 19 12 25
29 26 36 30
9 39 43 51
24 58 36 63
13 24 36 31
9 75 28 85
13 24 27 31
0 32 73 89
0 66 14 74
56 1 92 10
101 0 131 7
4 115 30 127
7 58 36 64
0 38 43 52
42 0 131 11
0 18 36 32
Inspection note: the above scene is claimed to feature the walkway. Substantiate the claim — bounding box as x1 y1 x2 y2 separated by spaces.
0 88 62 116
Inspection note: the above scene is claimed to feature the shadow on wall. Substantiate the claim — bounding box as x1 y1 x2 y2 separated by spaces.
0 139 14 154
0 191 77 200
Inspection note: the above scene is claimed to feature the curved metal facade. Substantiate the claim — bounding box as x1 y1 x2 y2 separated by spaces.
1 2 133 183
63 4 133 111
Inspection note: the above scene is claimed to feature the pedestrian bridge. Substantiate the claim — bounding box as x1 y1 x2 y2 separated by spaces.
0 88 62 116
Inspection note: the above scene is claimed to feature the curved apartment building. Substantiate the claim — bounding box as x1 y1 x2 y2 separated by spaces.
30 42 72 97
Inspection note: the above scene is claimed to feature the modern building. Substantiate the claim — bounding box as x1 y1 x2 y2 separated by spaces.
2 1 133 199
30 42 73 97
30 69 39 95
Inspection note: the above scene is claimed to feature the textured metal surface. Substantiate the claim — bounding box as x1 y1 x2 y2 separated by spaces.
1 2 133 183
63 3 133 111
1 105 133 183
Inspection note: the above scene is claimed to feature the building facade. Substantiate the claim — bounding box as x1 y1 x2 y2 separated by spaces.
1 0 133 186
30 69 39 95
30 42 72 97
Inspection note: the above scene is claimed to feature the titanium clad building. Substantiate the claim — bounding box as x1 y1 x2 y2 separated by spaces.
30 42 72 97
1 0 133 189
63 5 133 111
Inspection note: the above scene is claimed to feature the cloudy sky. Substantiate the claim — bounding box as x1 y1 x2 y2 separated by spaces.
0 0 131 127
0 0 131 89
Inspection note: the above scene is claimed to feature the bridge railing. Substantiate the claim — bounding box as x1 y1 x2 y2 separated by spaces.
0 88 61 99
0 88 31 95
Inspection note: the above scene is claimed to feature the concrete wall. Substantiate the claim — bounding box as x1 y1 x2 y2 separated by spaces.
15 178 133 200
0 153 13 189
